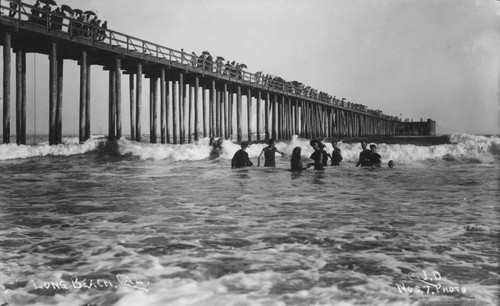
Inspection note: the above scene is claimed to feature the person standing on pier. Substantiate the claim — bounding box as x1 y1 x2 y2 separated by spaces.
355 141 371 167
258 139 284 167
231 142 253 169
9 0 20 18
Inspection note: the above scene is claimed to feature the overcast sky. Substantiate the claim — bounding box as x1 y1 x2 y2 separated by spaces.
1 0 499 136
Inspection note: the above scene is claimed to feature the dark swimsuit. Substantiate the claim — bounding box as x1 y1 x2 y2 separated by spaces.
231 150 253 169
263 147 277 167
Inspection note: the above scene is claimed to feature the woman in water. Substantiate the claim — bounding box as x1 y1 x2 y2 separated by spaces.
291 147 309 171
258 139 284 167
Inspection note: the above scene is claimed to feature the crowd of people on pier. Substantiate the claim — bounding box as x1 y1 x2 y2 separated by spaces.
230 139 394 171
177 48 398 121
4 0 108 41
183 50 249 80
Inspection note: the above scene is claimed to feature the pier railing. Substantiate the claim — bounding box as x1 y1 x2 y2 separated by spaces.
0 0 399 122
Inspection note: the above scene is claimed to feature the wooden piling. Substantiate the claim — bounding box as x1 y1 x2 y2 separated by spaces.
172 81 177 144
16 49 23 145
272 94 277 140
108 69 116 141
247 88 252 141
215 87 220 137
115 58 122 139
49 42 57 145
85 60 91 140
21 49 26 144
211 80 216 138
277 96 282 140
229 88 233 139
166 79 171 144
129 74 135 141
161 71 166 144
188 84 192 143
194 77 199 142
256 90 261 141
202 86 207 138
3 31 11 144
294 99 298 136
150 76 157 143
179 72 184 144
56 52 63 143
236 85 242 142
136 62 142 142
223 83 228 139
265 92 270 140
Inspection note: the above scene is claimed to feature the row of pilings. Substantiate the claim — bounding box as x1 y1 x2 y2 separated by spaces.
1 31 398 146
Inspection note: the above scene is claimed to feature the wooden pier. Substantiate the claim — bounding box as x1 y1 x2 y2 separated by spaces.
0 0 430 146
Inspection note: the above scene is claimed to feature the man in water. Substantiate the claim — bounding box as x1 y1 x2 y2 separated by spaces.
355 141 371 167
369 144 382 167
330 140 343 166
209 137 223 160
257 138 284 167
388 160 395 168
307 140 327 170
231 142 253 169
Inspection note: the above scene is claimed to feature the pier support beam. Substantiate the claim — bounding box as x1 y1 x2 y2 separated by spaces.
16 48 26 145
85 60 91 140
129 73 135 141
79 51 87 143
136 62 142 142
236 85 242 142
49 42 57 145
223 83 228 140
56 52 63 144
295 99 299 136
160 69 166 144
194 77 199 142
150 75 157 143
179 72 184 144
217 88 222 138
115 58 122 139
172 80 177 144
166 79 171 144
272 94 277 140
265 92 270 140
247 89 252 141
108 68 116 141
256 90 261 141
3 31 11 144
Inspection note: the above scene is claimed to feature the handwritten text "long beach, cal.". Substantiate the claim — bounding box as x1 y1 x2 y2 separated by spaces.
32 274 150 292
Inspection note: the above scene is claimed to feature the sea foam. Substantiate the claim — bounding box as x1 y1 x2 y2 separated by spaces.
0 134 498 164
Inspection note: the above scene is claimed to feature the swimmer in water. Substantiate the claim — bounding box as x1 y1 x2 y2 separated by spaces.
209 137 223 159
258 138 284 167
307 140 327 170
388 160 395 168
231 142 253 169
330 140 343 166
369 144 382 167
290 146 310 171
355 141 371 167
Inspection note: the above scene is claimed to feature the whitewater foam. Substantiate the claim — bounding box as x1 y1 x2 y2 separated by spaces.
0 134 498 164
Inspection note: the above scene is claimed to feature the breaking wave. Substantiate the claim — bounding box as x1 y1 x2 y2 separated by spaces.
0 133 498 164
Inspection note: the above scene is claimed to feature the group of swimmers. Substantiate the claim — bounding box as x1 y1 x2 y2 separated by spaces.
230 139 394 170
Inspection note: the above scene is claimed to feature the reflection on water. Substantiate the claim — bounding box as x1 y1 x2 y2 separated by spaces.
0 151 499 306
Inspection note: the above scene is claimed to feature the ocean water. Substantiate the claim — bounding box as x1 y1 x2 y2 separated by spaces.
0 133 498 306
